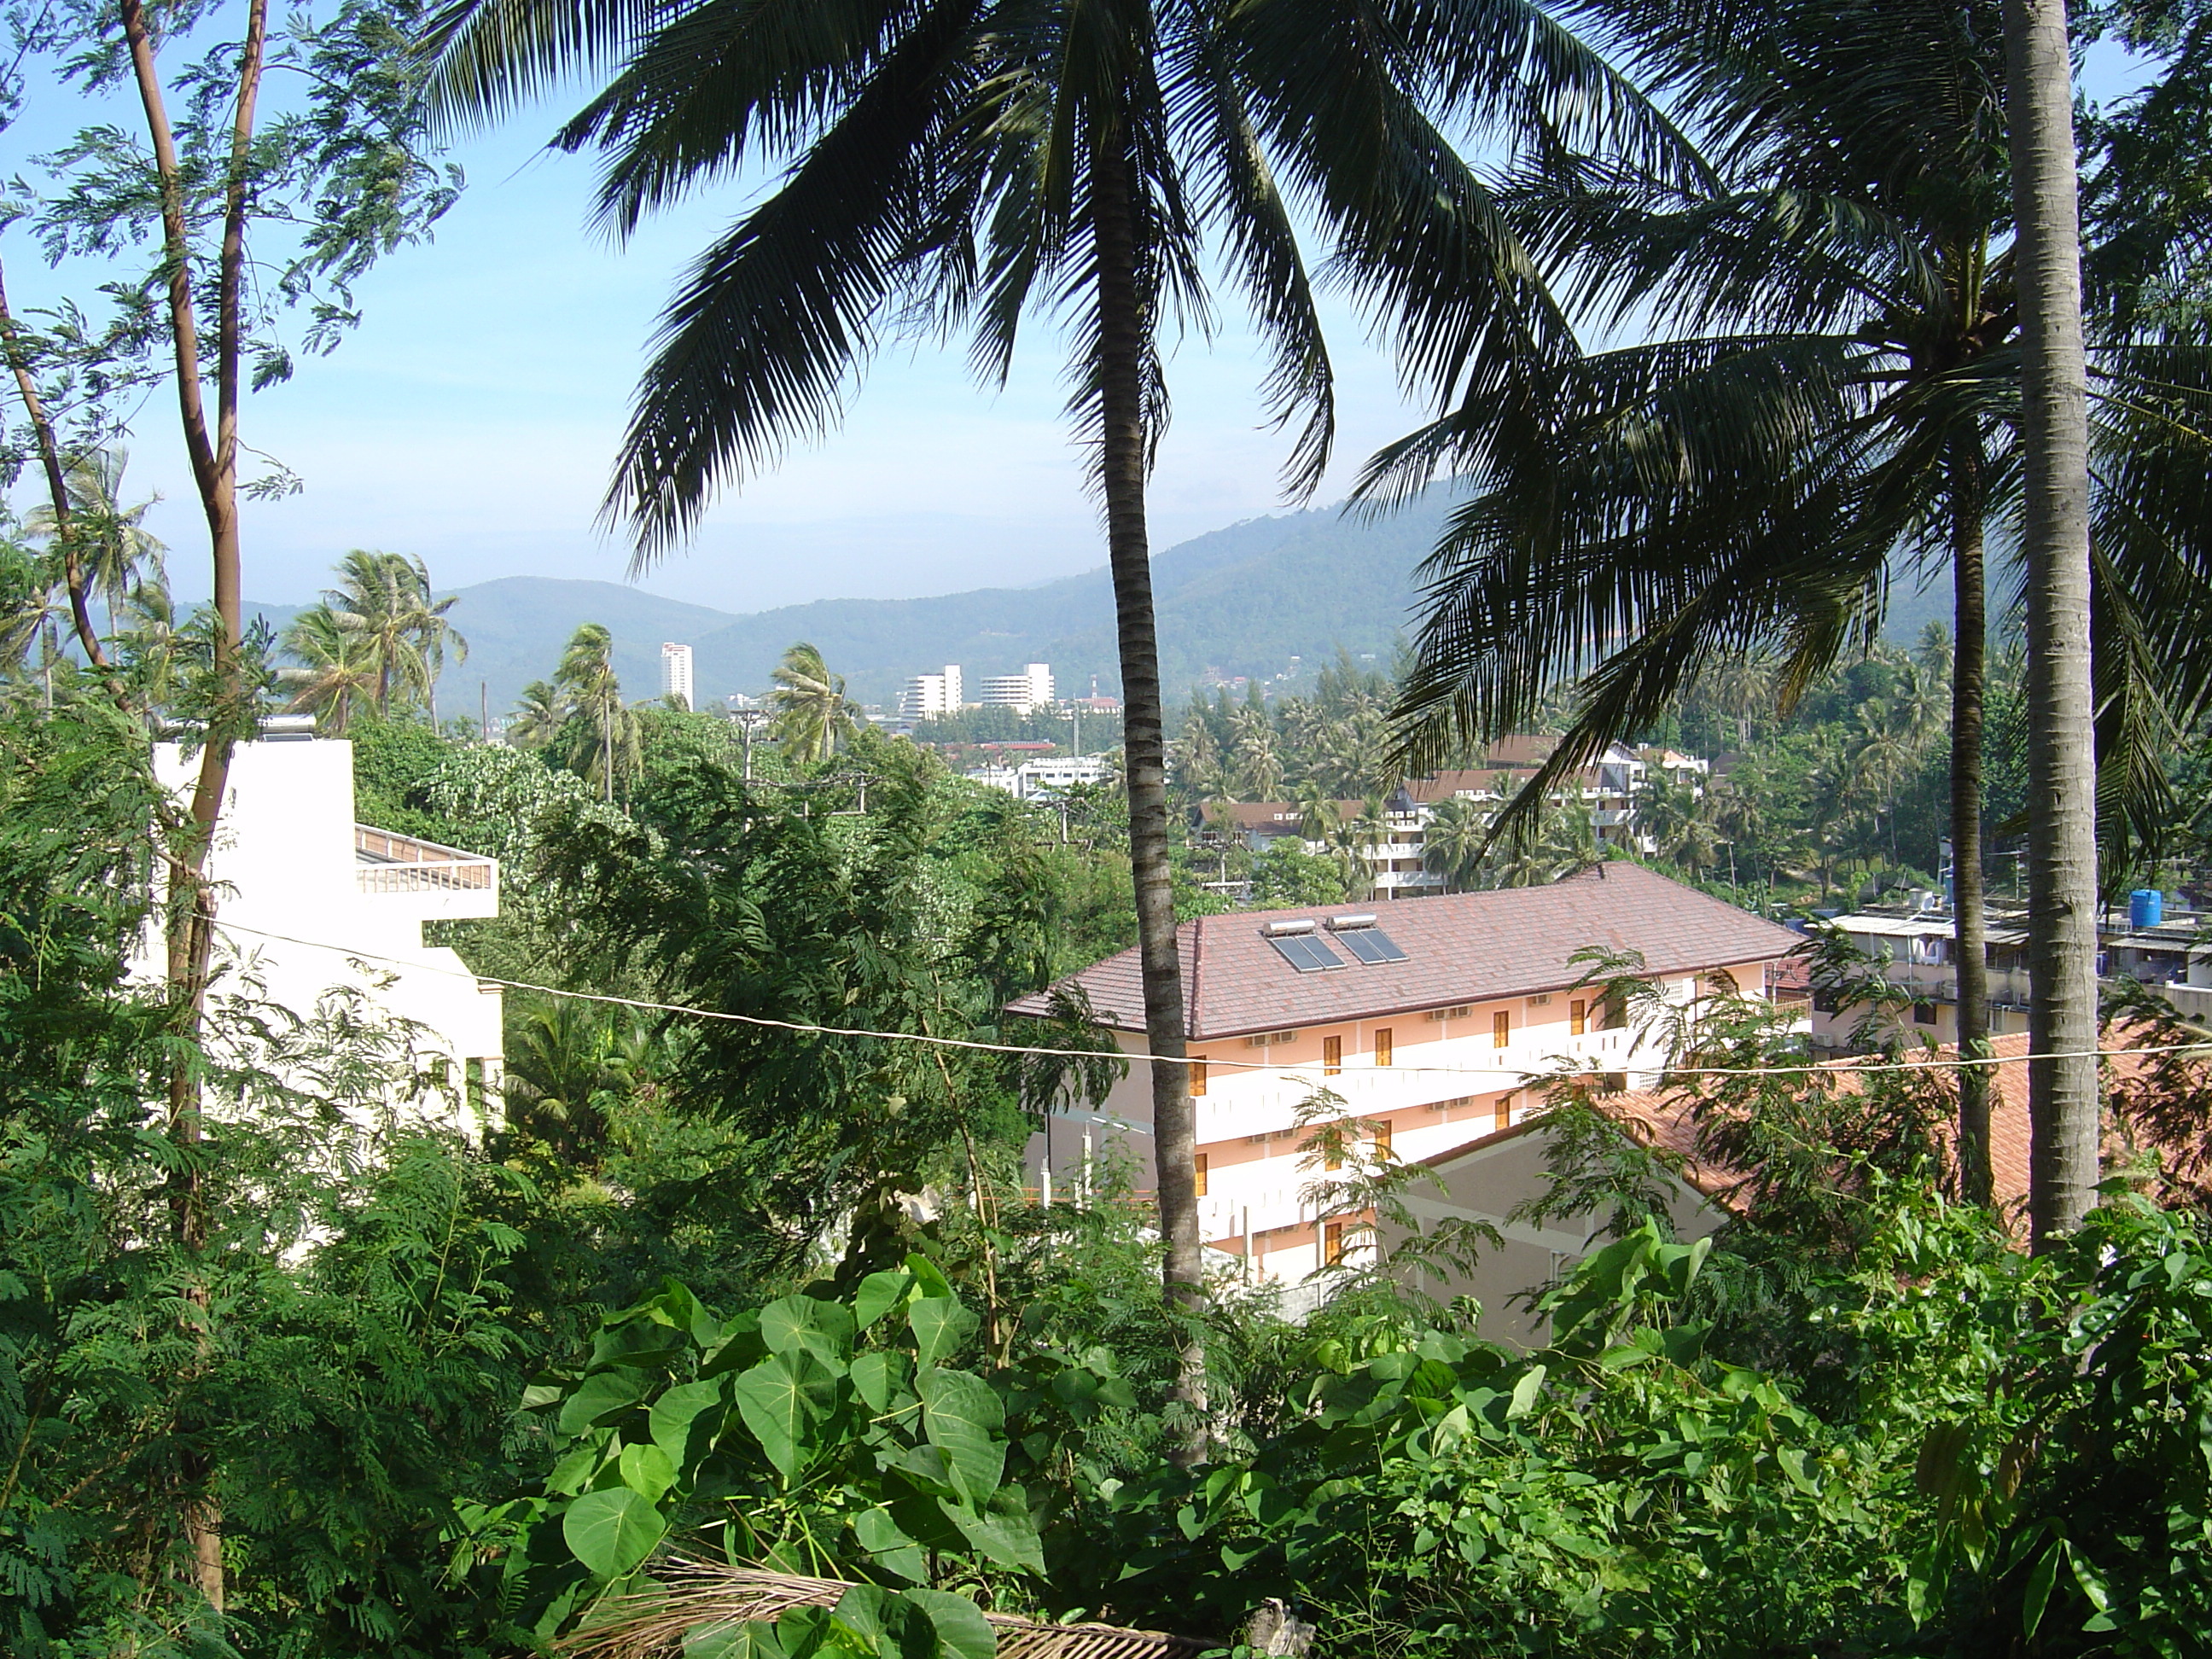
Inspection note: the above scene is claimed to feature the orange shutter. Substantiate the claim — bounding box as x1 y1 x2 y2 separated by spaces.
1371 1119 1393 1156
1190 1058 1207 1097
1194 1152 1208 1196
1493 1010 1511 1048
1322 1035 1342 1076
1569 998 1587 1035
1375 1028 1394 1067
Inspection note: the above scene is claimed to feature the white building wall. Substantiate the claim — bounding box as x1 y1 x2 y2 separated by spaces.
900 665 965 722
661 642 696 709
1026 959 1780 1289
143 736 505 1137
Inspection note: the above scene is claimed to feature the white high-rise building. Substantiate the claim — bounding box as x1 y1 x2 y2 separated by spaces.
899 664 963 722
661 642 696 709
978 662 1054 713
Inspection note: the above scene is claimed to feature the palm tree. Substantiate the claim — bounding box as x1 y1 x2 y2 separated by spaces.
1420 796 1491 892
768 642 858 767
507 678 572 749
556 622 641 800
2004 0 2100 1244
323 550 469 717
421 0 1691 1450
278 606 379 735
22 448 166 637
1377 0 2212 1208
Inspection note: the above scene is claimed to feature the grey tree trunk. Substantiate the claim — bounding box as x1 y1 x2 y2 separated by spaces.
1090 137 1208 1462
2003 0 2102 1245
1949 444 1994 1208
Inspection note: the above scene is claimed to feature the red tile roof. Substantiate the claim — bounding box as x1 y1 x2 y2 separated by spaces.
1421 1031 2174 1223
1005 864 1802 1041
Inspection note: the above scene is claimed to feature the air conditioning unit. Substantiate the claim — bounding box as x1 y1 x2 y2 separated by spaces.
1426 1004 1472 1022
1246 1030 1297 1048
1528 993 1553 1007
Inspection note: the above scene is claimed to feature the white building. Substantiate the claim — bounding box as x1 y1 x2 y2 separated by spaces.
967 753 1115 800
1006 864 1799 1286
978 663 1054 714
661 642 696 709
899 664 964 723
146 729 505 1136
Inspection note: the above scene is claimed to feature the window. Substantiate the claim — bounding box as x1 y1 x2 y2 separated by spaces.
1913 1002 1937 1027
1323 1220 1348 1264
1493 1010 1511 1049
1190 1057 1208 1097
1569 998 1587 1036
1193 1152 1208 1196
1371 1119 1393 1157
1374 1027 1394 1067
1322 1035 1342 1076
1493 1091 1517 1132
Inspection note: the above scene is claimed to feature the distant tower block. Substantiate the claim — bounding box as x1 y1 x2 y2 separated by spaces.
661 642 696 710
979 662 1055 714
899 664 964 722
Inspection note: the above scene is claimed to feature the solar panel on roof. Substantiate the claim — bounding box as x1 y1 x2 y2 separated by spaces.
1267 934 1346 972
1336 928 1408 964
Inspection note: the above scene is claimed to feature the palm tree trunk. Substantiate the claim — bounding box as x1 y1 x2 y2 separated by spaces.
1948 442 1994 1207
2004 0 2101 1246
1090 135 1206 1463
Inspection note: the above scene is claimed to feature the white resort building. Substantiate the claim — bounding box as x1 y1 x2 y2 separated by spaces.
1006 864 1800 1287
978 663 1055 713
899 664 964 723
147 725 505 1136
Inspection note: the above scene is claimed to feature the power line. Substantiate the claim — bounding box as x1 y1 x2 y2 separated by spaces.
208 918 2212 1085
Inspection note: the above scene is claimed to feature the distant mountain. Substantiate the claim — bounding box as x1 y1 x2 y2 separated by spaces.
682 493 1455 707
248 492 1959 719
251 494 1458 715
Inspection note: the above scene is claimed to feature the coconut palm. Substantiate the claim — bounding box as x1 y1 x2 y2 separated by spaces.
278 605 379 735
556 622 641 800
768 642 858 767
322 549 469 717
1376 0 2212 1206
508 678 573 749
2004 0 2099 1242
1420 795 1491 892
420 0 1694 1443
21 448 166 637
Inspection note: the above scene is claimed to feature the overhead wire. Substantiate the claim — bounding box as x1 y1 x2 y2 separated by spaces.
208 917 2212 1085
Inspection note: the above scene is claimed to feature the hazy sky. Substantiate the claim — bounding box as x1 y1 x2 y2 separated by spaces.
3 39 2158 615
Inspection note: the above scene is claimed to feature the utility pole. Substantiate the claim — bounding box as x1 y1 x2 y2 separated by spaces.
731 706 770 781
480 680 489 743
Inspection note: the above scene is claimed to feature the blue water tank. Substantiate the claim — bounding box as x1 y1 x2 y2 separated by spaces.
2130 888 2164 929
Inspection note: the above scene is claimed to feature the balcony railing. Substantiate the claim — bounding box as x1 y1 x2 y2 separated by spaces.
355 824 498 895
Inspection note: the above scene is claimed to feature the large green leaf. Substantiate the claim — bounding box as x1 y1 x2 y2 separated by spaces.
620 1441 677 1502
941 1498 1045 1575
902 1589 997 1659
650 1376 730 1462
919 1367 1005 1505
559 1367 652 1436
853 1505 929 1584
851 1349 915 1415
760 1294 857 1365
907 1298 978 1370
731 1348 841 1481
854 1269 915 1330
562 1485 666 1577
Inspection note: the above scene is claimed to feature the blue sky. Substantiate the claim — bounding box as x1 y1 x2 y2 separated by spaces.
2 35 2162 614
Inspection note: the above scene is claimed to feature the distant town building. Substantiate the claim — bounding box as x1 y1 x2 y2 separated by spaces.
967 753 1114 800
1007 865 1801 1288
978 663 1055 713
900 664 964 722
661 642 695 709
143 724 504 1137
